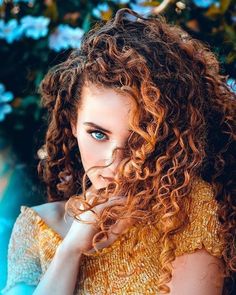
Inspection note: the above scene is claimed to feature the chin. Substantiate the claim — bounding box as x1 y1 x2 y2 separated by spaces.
92 175 109 190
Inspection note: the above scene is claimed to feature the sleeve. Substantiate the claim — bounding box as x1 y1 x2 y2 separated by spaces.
1 206 42 294
173 179 225 258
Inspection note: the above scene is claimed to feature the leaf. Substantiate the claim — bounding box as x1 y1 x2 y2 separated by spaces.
33 107 42 121
205 0 232 18
82 13 91 32
205 5 221 19
226 52 236 64
11 97 21 108
101 8 113 21
44 1 59 22
220 0 231 13
35 71 44 88
224 24 236 41
142 1 161 7
186 19 200 32
20 95 39 109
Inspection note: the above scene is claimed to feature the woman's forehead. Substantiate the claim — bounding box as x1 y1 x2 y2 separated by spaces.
76 84 132 132
79 84 132 115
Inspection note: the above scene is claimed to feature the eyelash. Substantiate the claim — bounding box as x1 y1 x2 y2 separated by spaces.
87 129 108 141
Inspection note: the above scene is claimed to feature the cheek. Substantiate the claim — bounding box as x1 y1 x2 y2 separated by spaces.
77 133 104 171
79 144 97 169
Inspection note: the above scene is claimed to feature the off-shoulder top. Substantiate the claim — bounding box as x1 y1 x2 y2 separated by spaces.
2 178 225 294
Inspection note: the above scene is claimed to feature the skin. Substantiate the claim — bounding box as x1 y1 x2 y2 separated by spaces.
71 83 132 190
4 83 224 295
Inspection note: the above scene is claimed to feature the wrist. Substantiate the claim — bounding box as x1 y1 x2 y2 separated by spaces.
56 241 83 260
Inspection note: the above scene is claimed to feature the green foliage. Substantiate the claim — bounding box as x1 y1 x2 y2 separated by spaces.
0 0 235 164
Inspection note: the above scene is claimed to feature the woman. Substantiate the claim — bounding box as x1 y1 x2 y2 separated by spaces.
2 8 235 295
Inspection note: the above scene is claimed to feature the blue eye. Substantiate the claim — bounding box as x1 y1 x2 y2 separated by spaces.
88 130 107 141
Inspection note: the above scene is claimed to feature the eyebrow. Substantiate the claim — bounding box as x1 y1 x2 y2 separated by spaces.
83 122 112 134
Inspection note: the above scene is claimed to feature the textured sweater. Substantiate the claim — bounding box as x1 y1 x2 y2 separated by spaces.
2 178 225 294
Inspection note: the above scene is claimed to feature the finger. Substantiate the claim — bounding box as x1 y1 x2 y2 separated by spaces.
96 195 127 212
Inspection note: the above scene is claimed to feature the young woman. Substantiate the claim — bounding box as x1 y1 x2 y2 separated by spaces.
2 8 235 295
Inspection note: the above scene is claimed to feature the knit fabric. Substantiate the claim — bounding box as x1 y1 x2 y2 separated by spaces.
2 178 225 294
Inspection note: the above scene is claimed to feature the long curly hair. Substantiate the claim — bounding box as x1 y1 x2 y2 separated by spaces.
38 8 236 294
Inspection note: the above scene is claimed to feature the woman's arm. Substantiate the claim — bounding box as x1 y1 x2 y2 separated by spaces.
33 195 130 295
33 243 82 295
3 244 82 295
3 195 129 295
167 249 224 295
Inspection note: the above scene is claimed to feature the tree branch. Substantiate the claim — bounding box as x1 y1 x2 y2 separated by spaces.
153 0 175 14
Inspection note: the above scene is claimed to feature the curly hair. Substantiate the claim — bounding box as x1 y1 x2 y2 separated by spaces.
38 8 236 294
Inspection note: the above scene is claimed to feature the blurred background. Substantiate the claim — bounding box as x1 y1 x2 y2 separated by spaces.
0 0 235 291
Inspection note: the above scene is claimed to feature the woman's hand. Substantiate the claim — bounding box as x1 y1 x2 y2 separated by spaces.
59 194 132 255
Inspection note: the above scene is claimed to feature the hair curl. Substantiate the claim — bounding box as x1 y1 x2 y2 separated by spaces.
38 8 236 294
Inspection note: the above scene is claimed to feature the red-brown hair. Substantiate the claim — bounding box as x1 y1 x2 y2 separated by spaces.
38 8 236 293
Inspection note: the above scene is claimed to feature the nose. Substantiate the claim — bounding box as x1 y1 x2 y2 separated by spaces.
104 145 124 176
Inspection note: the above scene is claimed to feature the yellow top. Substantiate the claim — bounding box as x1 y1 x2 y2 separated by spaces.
2 178 225 294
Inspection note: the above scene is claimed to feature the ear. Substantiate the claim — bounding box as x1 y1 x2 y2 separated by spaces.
70 122 77 138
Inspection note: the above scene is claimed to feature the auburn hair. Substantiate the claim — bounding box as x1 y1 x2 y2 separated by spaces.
38 8 236 294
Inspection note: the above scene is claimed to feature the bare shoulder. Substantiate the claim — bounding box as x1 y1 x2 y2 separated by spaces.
32 200 66 221
31 200 71 237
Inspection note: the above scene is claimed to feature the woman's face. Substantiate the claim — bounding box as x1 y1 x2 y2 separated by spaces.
72 83 132 190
